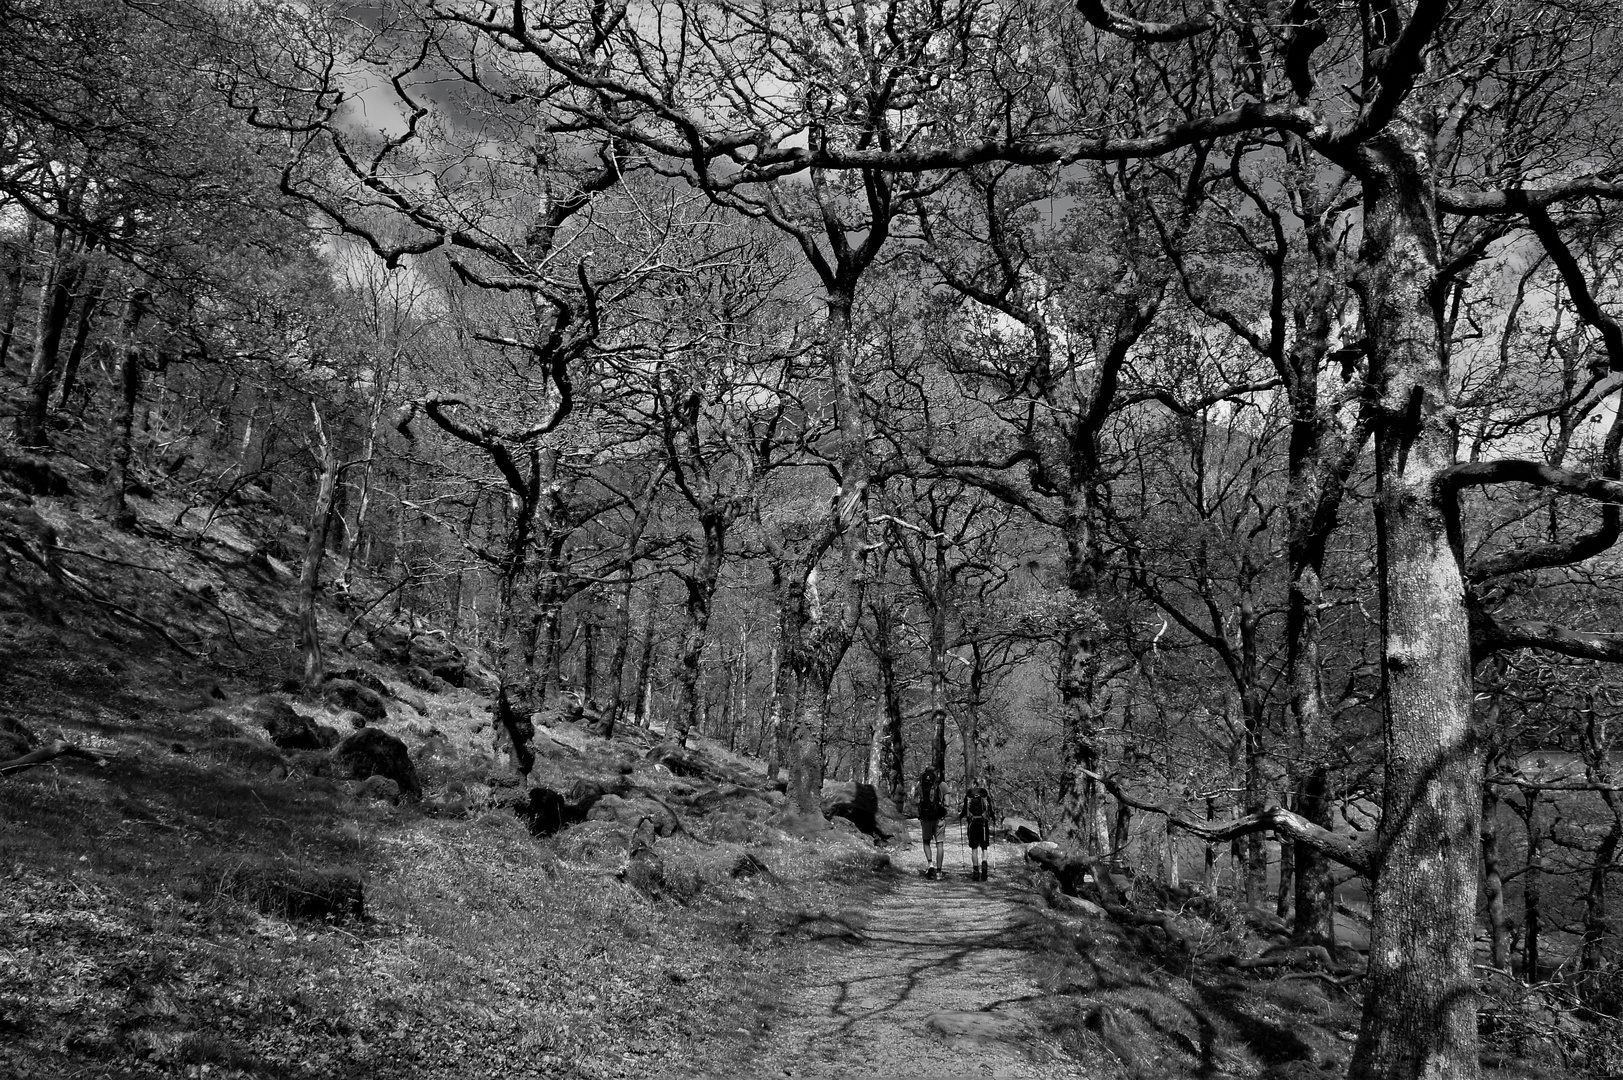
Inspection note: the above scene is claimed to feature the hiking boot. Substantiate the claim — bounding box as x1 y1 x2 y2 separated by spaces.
925 867 938 880
981 865 991 880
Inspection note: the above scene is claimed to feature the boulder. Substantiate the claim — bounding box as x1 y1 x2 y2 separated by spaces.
374 624 468 688
248 696 338 751
768 807 831 839
406 666 446 692
821 780 910 845
875 798 911 846
513 775 632 836
414 644 467 689
323 679 387 723
393 685 430 715
621 817 667 900
583 701 615 739
585 793 679 837
245 691 300 724
821 780 881 836
331 728 420 798
325 668 390 698
829 814 866 839
645 741 745 785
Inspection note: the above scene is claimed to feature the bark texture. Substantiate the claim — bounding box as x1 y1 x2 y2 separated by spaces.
1347 114 1481 1080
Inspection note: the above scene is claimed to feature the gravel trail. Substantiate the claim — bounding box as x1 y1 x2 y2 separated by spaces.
746 823 1088 1080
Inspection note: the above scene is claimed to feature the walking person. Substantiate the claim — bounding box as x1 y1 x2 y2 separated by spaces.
959 776 994 881
914 765 947 879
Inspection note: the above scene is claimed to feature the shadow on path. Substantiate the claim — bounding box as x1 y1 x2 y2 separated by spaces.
744 825 1089 1080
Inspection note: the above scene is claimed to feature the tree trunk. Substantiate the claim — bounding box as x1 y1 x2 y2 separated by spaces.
1239 572 1269 905
17 239 82 447
602 572 639 727
763 636 786 777
1057 483 1109 856
524 536 566 705
674 516 725 747
779 293 870 819
719 644 737 751
579 612 599 702
1516 790 1542 982
868 599 907 810
54 266 104 411
1579 704 1621 996
1579 790 1620 997
1481 784 1510 971
1204 795 1219 896
1165 816 1180 890
600 467 661 727
1280 137 1360 947
964 640 988 787
338 374 387 591
297 405 342 689
785 658 834 820
925 536 950 779
489 449 542 775
632 579 662 728
1242 689 1268 903
98 290 150 526
0 216 38 368
1347 116 1482 1080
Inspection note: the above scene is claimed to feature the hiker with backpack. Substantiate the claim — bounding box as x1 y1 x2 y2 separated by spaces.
959 777 995 881
914 765 947 879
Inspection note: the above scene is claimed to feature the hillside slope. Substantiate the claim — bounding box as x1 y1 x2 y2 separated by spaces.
0 448 888 1079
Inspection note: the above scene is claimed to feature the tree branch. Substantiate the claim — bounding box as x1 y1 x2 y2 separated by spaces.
1082 768 1372 876
1444 459 1623 503
1074 0 1216 42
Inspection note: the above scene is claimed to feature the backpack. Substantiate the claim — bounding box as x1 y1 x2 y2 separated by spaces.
919 776 945 818
967 791 989 822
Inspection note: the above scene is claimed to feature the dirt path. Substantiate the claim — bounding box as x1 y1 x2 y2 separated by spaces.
740 823 1088 1080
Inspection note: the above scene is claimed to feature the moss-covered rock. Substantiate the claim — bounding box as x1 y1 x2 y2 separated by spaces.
331 727 419 798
